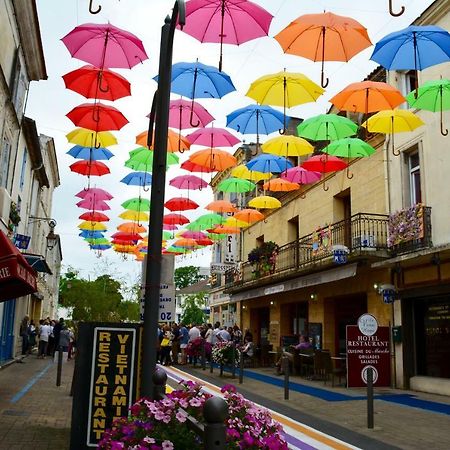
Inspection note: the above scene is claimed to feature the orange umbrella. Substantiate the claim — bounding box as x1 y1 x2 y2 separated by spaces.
234 209 265 224
173 238 199 248
188 148 237 171
212 225 241 234
117 222 147 233
274 12 372 88
136 129 190 153
263 178 300 192
205 200 237 213
329 81 405 114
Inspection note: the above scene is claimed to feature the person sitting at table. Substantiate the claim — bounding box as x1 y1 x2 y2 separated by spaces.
275 335 312 375
242 336 254 358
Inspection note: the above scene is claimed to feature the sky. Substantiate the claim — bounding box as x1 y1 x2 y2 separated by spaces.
26 0 435 283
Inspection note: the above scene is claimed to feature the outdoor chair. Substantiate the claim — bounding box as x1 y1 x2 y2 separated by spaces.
322 352 347 387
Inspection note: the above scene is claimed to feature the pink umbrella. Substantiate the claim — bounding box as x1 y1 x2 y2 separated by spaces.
180 231 207 240
61 23 148 69
169 174 208 190
281 166 322 184
163 224 178 231
76 198 111 211
75 187 113 200
168 99 214 130
180 0 273 71
187 127 240 148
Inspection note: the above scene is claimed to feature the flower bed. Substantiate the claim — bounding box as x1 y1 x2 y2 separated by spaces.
98 382 288 449
212 341 240 366
388 203 424 247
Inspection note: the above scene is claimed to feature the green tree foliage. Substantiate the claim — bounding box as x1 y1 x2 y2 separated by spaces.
181 292 207 325
59 272 139 322
174 266 206 290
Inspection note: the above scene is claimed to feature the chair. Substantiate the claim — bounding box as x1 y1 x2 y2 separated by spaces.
299 348 314 378
322 352 347 387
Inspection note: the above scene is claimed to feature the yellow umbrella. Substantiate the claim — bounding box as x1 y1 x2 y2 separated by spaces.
248 196 282 209
231 164 272 181
223 217 250 228
78 221 107 231
262 135 313 157
114 244 136 254
362 109 424 156
119 210 150 222
66 128 117 148
263 178 300 192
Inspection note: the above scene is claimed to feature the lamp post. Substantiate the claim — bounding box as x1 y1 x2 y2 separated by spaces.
28 216 58 251
140 0 185 399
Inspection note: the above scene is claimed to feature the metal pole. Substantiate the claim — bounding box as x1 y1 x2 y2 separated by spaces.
56 345 63 387
283 356 289 400
367 367 374 429
239 351 244 384
141 0 185 399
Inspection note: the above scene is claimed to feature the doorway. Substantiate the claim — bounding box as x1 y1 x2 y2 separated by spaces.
0 299 16 362
334 189 351 248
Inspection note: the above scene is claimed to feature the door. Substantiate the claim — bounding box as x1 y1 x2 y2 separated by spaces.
0 299 16 362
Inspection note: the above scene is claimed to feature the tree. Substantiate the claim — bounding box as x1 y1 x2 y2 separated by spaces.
181 292 208 325
174 266 206 290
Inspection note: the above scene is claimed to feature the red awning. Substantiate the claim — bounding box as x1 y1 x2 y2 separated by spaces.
0 230 37 302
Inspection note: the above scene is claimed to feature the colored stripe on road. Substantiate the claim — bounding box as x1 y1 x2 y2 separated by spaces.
10 362 52 404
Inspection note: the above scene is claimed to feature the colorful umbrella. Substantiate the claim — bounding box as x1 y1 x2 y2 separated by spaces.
168 99 214 130
187 127 240 148
207 233 228 241
180 0 273 71
297 114 358 141
164 197 199 212
70 160 110 177
79 211 109 222
263 178 299 192
90 244 111 251
246 154 293 173
262 135 313 157
66 128 117 148
163 214 190 225
136 129 191 153
274 12 372 88
79 221 108 231
62 65 131 101
169 174 208 190
173 238 199 248
76 198 111 211
67 145 114 161
61 22 148 69
302 155 348 190
180 160 215 173
117 222 147 234
119 210 149 222
188 148 237 171
205 200 237 213
79 230 104 239
212 225 241 234
217 177 256 193
121 198 151 212
66 103 129 132
111 231 142 241
76 187 113 200
163 223 179 231
406 79 450 136
234 209 265 224
248 196 281 209
120 171 152 188
362 109 424 156
195 237 214 246
125 148 179 171
231 164 271 182
246 71 324 133
179 231 207 240
223 217 249 228
85 237 110 245
281 166 321 185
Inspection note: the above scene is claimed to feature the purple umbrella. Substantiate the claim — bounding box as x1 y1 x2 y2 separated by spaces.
187 127 240 148
169 174 209 190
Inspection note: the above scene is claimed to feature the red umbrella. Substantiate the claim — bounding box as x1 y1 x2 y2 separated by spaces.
66 103 129 132
163 214 190 225
180 160 215 173
70 160 110 176
62 65 131 101
79 211 110 222
196 237 214 246
302 155 347 191
164 197 199 212
112 239 136 246
111 231 142 241
61 22 148 69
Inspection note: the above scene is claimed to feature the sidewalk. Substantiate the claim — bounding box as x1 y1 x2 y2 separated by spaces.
0 355 73 450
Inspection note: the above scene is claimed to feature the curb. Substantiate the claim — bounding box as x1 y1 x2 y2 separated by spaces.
0 354 27 371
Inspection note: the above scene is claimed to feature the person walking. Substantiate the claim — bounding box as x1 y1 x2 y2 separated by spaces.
38 320 51 358
19 316 30 356
28 320 37 353
179 323 189 365
160 325 173 366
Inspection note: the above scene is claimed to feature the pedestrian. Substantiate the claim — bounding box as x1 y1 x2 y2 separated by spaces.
19 316 30 356
28 320 37 353
52 318 64 353
171 323 180 365
68 328 75 360
46 320 55 356
179 323 189 365
160 325 173 366
205 323 214 345
38 320 51 358
233 325 242 345
275 335 312 375
59 325 71 353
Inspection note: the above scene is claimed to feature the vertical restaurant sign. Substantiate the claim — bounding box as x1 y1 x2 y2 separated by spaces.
86 327 137 446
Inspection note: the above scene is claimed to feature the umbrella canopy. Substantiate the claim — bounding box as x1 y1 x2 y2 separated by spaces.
121 197 151 212
217 177 256 193
119 210 149 222
196 237 214 246
246 154 293 173
205 200 237 213
188 148 237 171
231 164 271 182
70 160 110 176
67 145 114 161
76 187 113 200
120 171 152 187
79 221 108 231
66 128 117 148
262 135 313 157
66 103 129 132
79 211 109 222
212 225 241 234
274 12 372 88
163 223 179 231
281 166 322 185
173 238 199 248
179 231 207 240
90 244 111 251
79 230 104 239
302 155 348 173
165 197 199 212
117 222 147 234
180 0 273 71
207 232 228 241
223 217 249 228
111 231 142 241
187 127 240 148
406 79 450 136
125 148 179 171
330 81 405 114
61 22 148 69
169 174 208 190
362 109 424 155
263 178 299 192
168 99 214 130
297 114 358 141
62 65 131 100
85 237 110 245
234 209 265 224
248 196 281 209
163 213 190 225
136 129 191 153
76 198 111 211
180 160 215 173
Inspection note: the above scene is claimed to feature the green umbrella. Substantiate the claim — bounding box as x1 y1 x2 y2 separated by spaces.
162 231 173 240
186 214 225 231
207 233 227 241
85 237 110 245
297 113 358 141
121 197 151 212
323 138 375 179
185 221 207 231
406 79 450 136
125 148 179 171
217 177 256 193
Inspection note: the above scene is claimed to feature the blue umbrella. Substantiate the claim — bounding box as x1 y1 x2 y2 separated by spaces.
79 230 104 239
371 26 450 90
89 244 111 251
246 154 293 174
67 145 114 160
120 171 152 188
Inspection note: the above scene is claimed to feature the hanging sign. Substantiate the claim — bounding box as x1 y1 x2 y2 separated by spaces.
13 233 31 250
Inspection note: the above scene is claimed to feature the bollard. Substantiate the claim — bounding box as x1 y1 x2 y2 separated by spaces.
231 343 236 379
367 367 374 429
239 351 244 384
203 396 229 450
152 367 168 400
201 339 206 370
56 346 63 387
282 355 289 400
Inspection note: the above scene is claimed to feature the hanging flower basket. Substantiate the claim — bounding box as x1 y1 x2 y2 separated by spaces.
211 341 240 366
388 203 424 247
248 241 279 278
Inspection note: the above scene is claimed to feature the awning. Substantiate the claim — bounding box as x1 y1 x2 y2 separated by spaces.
0 231 37 302
23 254 52 275
230 263 358 303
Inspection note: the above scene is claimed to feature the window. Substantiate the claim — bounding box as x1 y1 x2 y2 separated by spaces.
19 149 27 191
408 150 422 205
399 70 418 101
0 135 12 188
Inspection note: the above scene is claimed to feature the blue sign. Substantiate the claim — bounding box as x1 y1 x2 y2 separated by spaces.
14 234 31 250
333 249 348 265
382 289 396 304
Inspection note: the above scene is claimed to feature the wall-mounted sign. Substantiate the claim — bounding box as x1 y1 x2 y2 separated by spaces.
210 262 236 274
13 233 31 250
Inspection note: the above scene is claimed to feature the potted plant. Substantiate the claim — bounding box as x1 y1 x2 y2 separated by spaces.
248 242 279 278
8 201 21 232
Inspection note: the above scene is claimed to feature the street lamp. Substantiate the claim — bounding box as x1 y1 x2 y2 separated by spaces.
29 216 58 251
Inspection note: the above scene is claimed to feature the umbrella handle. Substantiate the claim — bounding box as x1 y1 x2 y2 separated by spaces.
322 180 329 191
189 106 200 128
346 166 354 180
321 71 329 89
300 191 306 199
88 0 101 14
441 107 448 136
97 71 109 93
388 0 405 17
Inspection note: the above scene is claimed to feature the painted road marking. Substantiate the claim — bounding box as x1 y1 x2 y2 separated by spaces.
10 362 52 404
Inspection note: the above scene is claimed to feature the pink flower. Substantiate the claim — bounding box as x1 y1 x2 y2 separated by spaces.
176 411 187 423
143 437 155 444
162 440 174 450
